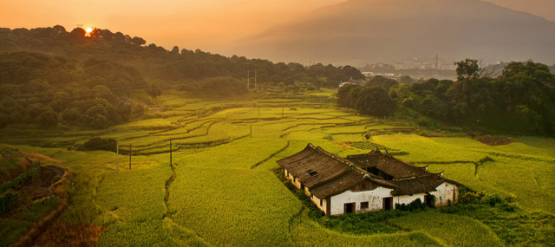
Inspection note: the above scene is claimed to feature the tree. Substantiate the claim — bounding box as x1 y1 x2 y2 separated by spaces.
171 46 180 55
37 108 58 127
455 59 480 81
131 36 146 46
61 108 81 124
147 83 162 98
355 87 396 117
366 76 398 89
337 84 358 107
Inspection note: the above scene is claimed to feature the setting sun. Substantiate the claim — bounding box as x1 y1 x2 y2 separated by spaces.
84 26 94 36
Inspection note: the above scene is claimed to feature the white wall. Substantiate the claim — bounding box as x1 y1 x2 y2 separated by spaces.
284 168 459 215
329 187 394 215
394 193 426 208
431 182 458 207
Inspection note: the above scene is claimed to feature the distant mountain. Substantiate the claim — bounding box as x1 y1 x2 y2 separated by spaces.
234 0 554 65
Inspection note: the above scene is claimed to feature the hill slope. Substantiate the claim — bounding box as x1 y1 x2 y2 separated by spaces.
235 0 554 65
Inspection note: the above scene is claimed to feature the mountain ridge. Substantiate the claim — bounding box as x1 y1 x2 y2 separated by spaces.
234 0 554 65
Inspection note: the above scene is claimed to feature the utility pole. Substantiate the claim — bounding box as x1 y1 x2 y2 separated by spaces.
247 70 250 90
128 144 132 170
254 70 257 90
169 139 173 167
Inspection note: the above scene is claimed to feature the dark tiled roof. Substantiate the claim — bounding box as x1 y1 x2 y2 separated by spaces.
277 144 458 198
347 151 430 179
392 175 446 195
277 144 395 198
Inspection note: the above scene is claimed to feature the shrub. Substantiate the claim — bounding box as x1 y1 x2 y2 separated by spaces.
482 194 504 207
396 198 426 211
61 108 81 124
460 191 485 204
0 192 17 214
79 137 117 152
37 108 59 127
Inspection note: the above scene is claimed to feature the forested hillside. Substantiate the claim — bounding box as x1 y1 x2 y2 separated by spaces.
0 26 363 86
0 25 363 129
338 60 555 136
0 52 149 129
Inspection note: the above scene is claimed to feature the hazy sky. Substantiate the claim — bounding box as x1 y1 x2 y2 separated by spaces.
1 0 553 55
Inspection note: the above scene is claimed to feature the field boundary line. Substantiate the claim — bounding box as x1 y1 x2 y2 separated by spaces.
250 141 290 169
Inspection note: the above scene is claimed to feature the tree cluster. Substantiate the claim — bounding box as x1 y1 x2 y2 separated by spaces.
180 77 248 98
338 60 554 135
0 26 364 88
393 60 554 135
0 52 146 129
337 83 396 117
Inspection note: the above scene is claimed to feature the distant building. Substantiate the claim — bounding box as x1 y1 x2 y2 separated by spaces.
339 81 357 88
277 144 460 216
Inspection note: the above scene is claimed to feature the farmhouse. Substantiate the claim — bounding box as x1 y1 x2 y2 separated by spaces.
277 144 460 216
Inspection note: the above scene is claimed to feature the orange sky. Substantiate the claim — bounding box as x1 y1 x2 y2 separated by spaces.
0 0 342 53
0 0 553 55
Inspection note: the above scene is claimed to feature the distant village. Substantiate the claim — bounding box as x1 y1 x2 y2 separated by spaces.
359 58 457 81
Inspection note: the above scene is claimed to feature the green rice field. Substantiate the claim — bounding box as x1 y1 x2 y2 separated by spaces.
0 90 554 246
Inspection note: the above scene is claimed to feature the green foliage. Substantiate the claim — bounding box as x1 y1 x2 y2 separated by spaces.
455 59 480 81
78 137 117 152
0 52 147 129
0 26 363 88
37 107 58 127
392 60 554 135
338 84 396 117
310 207 405 235
365 75 398 89
0 166 39 194
182 77 247 98
0 90 553 246
0 192 17 214
395 198 428 211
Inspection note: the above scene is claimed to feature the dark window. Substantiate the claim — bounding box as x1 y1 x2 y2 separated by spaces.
320 199 323 206
360 202 369 209
307 169 319 177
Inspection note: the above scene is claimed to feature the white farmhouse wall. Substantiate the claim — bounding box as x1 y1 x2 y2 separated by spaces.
330 187 393 215
431 182 458 207
394 193 426 208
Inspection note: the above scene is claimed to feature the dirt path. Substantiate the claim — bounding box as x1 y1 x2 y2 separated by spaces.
13 166 70 246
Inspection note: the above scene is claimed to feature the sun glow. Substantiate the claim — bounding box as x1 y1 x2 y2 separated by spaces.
84 26 94 37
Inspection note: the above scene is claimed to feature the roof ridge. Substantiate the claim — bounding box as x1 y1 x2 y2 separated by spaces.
313 146 401 188
314 146 370 175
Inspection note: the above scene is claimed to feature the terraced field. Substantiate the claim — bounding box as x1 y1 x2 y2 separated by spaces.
0 90 554 246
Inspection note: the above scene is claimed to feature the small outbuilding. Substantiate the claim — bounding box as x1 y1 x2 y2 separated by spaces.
277 144 460 216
